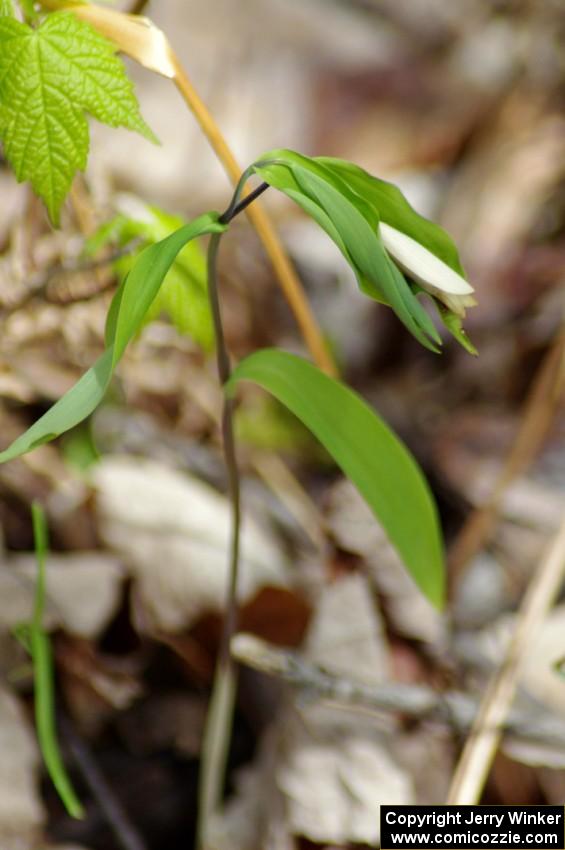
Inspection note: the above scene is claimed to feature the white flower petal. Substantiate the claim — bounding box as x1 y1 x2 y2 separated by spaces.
440 292 478 317
380 222 474 296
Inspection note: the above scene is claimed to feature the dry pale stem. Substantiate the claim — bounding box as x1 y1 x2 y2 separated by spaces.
447 513 565 804
448 326 565 590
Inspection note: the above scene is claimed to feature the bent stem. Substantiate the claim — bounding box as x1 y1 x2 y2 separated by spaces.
197 185 268 848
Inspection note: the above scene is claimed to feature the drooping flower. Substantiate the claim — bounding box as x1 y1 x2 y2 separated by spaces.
252 149 478 352
379 222 477 318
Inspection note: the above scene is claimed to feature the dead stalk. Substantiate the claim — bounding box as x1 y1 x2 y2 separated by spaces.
447 514 565 804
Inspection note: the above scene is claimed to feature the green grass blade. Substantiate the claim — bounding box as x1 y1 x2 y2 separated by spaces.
31 503 48 624
227 349 445 607
31 502 84 819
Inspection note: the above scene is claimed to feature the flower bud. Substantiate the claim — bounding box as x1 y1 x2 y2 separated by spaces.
379 223 476 317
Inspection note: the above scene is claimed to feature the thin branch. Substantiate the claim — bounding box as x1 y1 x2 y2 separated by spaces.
0 243 139 316
61 713 148 850
231 633 565 751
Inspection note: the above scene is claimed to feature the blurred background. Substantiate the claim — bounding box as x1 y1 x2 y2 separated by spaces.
0 0 564 848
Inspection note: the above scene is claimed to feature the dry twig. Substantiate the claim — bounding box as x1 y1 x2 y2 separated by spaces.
62 713 148 850
447 513 565 803
231 632 565 751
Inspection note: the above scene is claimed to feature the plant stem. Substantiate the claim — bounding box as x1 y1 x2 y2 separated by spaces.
207 231 241 654
197 181 275 847
219 181 269 225
197 205 247 847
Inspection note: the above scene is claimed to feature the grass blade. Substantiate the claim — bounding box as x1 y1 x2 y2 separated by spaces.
30 502 84 819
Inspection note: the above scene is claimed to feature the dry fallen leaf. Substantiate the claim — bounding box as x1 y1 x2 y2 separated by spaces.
62 5 177 79
0 686 44 850
277 574 412 844
93 456 290 632
57 638 143 735
208 739 293 850
277 720 412 845
326 479 443 643
304 571 389 682
471 605 565 768
1 553 124 639
482 607 565 717
212 574 413 847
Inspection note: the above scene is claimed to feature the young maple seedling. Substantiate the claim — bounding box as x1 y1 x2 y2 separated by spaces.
0 1 478 846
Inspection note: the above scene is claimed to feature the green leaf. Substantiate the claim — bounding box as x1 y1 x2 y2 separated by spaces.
317 156 466 277
252 149 481 353
0 347 115 464
254 151 441 351
256 150 378 253
110 214 223 367
227 348 445 607
0 0 14 17
254 162 354 270
0 11 156 224
435 301 478 355
20 0 37 20
90 206 214 351
0 212 226 463
293 165 441 349
146 254 215 352
61 422 100 472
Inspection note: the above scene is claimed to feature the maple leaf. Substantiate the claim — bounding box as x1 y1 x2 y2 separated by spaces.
0 11 156 224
